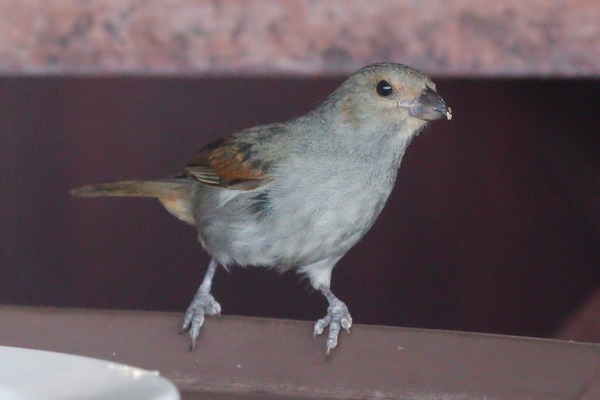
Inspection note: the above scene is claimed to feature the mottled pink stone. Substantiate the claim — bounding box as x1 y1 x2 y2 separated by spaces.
0 0 598 76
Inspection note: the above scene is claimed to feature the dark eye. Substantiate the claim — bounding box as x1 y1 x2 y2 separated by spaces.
376 80 393 97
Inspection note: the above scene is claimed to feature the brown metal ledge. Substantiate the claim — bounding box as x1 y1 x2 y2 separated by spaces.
1 306 599 399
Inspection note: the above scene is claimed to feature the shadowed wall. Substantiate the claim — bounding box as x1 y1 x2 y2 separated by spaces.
1 77 598 339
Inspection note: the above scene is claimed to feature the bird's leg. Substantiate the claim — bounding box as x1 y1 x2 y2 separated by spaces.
181 257 221 350
313 285 352 356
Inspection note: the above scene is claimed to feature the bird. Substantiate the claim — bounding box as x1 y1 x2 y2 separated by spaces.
72 62 452 356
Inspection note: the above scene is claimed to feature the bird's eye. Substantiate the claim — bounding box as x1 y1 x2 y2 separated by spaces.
376 80 393 97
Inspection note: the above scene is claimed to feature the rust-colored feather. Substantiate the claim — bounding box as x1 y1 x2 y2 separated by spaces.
185 138 269 190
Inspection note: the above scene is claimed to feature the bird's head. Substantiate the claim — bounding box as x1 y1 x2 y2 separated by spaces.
331 63 452 134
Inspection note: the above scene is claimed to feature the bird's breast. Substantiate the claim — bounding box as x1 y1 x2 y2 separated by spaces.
195 133 406 269
262 153 398 265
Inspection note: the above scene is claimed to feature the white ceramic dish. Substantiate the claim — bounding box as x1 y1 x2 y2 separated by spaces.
0 346 180 400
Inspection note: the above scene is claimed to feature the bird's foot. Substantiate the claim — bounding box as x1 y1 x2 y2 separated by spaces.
180 290 221 350
313 298 352 356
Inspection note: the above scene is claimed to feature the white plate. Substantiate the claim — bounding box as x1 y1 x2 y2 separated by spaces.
0 346 180 400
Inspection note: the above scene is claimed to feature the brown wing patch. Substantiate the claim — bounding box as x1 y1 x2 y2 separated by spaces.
185 139 269 190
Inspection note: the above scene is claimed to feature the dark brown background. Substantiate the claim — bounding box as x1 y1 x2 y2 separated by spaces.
1 77 598 340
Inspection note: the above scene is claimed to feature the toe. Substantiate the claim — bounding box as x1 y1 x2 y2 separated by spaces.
188 314 204 345
313 314 332 338
189 336 197 352
326 334 338 352
325 344 333 359
205 295 222 315
341 316 352 331
181 308 194 331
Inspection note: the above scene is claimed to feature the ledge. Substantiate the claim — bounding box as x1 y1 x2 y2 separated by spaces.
1 306 599 399
0 0 598 77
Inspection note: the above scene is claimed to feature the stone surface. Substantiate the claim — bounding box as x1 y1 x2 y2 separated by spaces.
0 0 598 76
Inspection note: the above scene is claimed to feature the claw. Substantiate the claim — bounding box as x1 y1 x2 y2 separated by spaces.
180 258 220 350
313 293 352 356
180 292 221 350
342 318 352 332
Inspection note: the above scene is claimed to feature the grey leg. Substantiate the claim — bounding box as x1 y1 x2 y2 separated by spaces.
181 258 222 350
313 285 352 356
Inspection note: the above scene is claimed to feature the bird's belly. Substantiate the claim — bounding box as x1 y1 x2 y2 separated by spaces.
196 167 396 269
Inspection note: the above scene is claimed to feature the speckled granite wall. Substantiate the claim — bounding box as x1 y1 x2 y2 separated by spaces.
0 0 598 76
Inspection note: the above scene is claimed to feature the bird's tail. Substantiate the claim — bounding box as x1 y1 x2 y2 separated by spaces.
71 179 196 225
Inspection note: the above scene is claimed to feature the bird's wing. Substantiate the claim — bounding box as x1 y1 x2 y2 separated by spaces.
185 135 276 191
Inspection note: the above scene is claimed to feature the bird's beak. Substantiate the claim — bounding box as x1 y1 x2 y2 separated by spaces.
408 87 452 121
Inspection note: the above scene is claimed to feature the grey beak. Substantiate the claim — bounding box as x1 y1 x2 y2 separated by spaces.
409 87 452 121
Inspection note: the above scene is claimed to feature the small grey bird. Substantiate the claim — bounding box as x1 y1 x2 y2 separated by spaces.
72 63 451 355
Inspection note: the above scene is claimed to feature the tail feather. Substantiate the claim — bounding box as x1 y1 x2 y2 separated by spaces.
71 179 196 225
72 180 175 198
